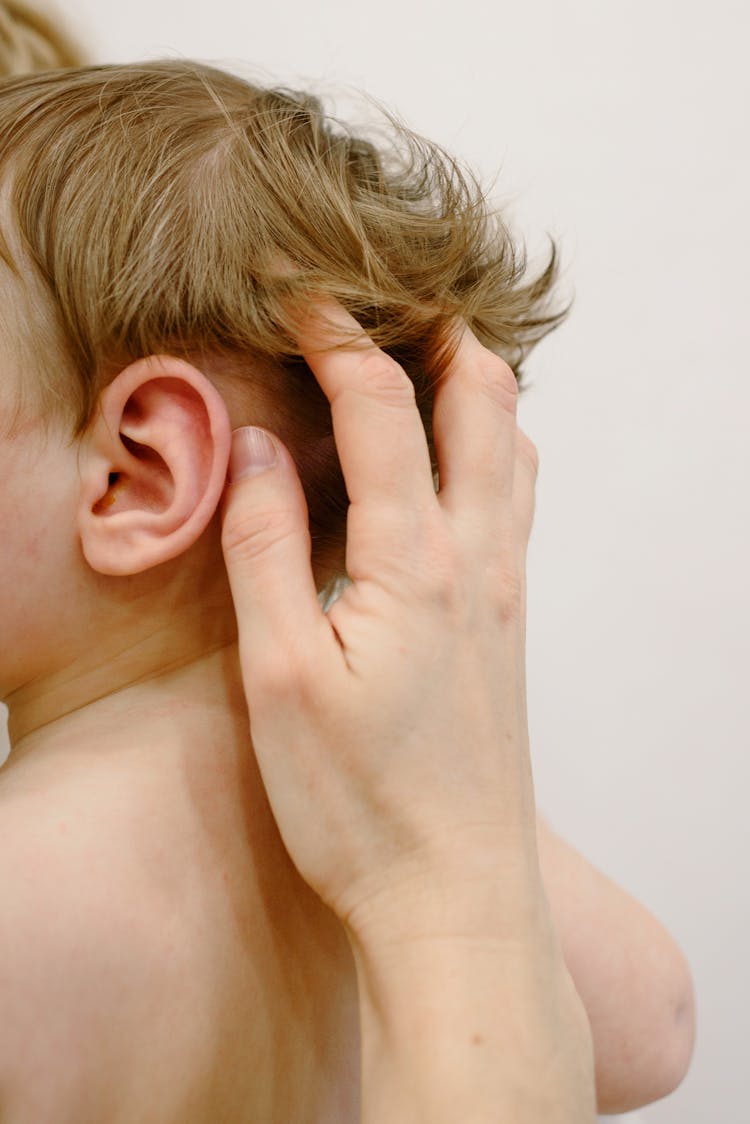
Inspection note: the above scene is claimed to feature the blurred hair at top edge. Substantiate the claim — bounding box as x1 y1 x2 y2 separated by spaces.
0 0 570 599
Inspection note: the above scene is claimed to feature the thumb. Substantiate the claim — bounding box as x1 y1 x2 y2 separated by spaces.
220 426 326 686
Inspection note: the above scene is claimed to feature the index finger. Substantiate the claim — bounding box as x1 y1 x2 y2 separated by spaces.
293 300 438 517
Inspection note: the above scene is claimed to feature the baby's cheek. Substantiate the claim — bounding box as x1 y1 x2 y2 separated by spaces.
22 524 45 566
2 492 48 568
0 514 69 693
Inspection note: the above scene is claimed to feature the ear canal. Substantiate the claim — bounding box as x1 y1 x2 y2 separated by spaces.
92 479 122 513
92 434 174 516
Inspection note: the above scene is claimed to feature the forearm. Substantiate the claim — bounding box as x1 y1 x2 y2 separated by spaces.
348 888 596 1124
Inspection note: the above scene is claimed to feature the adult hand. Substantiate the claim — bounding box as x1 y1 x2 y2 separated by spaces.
220 300 595 1122
221 300 540 927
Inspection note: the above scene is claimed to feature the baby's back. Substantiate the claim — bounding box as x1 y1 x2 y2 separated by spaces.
0 752 266 1124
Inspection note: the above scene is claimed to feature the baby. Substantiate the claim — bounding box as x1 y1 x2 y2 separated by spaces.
0 3 695 1121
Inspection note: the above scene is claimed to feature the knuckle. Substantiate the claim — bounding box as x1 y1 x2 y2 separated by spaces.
416 520 526 628
260 655 304 700
424 549 524 629
473 351 519 411
418 526 478 616
250 644 315 705
421 556 463 612
354 351 416 406
487 564 525 625
222 506 298 564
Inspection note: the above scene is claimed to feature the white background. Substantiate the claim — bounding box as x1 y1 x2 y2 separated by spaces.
2 1 748 1121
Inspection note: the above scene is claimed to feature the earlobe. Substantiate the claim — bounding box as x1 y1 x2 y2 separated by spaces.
78 356 232 576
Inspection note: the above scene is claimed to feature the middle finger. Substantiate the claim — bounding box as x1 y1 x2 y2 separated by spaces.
294 299 439 518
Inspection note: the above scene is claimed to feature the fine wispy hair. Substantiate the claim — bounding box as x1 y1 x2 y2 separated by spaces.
0 1 569 592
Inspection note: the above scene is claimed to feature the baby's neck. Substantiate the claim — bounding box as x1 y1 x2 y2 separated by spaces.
1 645 360 1122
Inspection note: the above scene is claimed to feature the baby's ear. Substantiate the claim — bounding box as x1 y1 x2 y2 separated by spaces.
78 356 232 575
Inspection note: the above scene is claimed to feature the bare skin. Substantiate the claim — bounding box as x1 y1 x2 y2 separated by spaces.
0 649 361 1124
0 647 693 1121
0 315 694 1119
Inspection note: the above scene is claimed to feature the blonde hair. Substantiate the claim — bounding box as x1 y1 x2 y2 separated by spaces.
0 0 84 74
0 1 569 592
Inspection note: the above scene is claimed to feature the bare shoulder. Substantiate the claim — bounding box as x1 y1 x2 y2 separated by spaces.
0 764 254 1123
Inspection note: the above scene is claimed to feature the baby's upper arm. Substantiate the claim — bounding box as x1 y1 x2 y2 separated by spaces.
536 813 696 1114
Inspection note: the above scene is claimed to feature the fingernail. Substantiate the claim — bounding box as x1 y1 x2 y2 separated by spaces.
229 426 279 482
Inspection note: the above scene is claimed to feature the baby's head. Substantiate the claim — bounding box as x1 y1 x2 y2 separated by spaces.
0 1 566 714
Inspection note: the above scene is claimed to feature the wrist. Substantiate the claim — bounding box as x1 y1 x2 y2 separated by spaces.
342 837 552 954
349 915 595 1124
